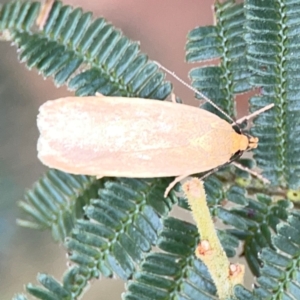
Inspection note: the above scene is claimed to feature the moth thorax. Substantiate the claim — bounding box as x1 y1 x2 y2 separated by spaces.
232 132 254 154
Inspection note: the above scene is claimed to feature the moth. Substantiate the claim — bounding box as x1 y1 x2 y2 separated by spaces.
37 95 272 196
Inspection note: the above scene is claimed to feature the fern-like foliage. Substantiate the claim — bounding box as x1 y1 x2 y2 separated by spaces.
0 0 171 99
233 212 300 299
225 191 292 277
186 0 251 118
0 1 40 31
65 178 177 281
124 217 217 300
17 170 103 242
66 178 239 283
245 0 300 188
3 0 300 299
13 266 87 300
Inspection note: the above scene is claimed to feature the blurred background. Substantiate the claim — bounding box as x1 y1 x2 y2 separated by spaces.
0 0 249 299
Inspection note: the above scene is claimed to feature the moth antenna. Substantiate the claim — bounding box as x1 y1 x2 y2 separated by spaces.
236 103 274 125
155 61 235 124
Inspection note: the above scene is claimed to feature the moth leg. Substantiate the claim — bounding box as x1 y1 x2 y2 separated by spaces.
171 93 176 103
164 174 191 198
95 92 104 97
231 162 270 184
171 93 183 104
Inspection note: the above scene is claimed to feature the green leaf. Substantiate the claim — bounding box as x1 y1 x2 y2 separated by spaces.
186 0 251 118
0 1 40 31
17 170 102 242
235 213 300 299
245 0 300 189
22 266 92 300
226 191 293 276
65 178 177 280
2 0 172 98
234 285 260 300
124 217 217 300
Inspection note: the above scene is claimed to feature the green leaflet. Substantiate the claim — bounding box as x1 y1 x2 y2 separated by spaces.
124 217 217 300
0 1 40 31
234 212 300 300
65 178 177 281
18 170 102 242
1 0 172 98
186 0 251 118
225 192 292 277
246 0 300 188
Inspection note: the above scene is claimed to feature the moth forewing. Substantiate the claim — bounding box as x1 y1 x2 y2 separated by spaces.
37 96 251 179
